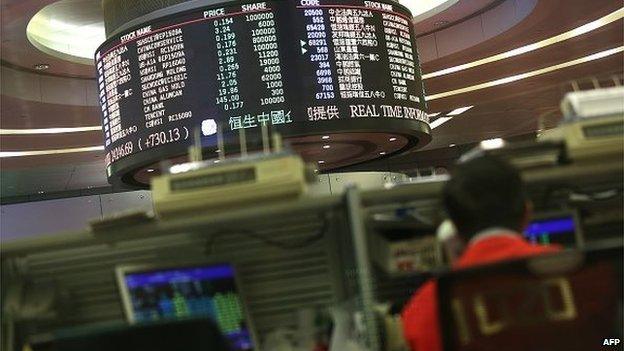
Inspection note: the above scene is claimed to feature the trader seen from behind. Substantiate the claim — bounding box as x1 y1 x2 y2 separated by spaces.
401 154 561 351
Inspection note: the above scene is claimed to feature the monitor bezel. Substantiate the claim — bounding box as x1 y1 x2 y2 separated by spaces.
115 260 259 350
525 209 585 248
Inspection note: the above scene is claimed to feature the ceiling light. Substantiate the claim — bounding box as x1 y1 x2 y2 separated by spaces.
429 116 452 129
38 191 44 194
0 126 101 135
0 145 104 158
449 143 456 147
480 138 505 150
447 106 474 116
402 0 459 22
322 135 330 140
379 151 387 155
323 145 331 149
33 63 50 71
26 1 105 65
423 8 624 79
318 160 325 164
389 137 397 142
146 169 155 173
427 46 624 101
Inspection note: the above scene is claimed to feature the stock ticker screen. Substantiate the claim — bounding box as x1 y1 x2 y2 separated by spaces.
95 0 428 176
122 264 254 350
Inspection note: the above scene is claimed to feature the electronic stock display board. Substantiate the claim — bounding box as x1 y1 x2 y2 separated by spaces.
95 0 430 185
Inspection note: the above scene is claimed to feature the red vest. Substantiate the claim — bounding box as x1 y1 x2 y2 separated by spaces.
401 233 560 351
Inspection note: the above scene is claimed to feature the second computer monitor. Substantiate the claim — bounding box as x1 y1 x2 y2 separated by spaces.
524 211 583 248
116 262 255 351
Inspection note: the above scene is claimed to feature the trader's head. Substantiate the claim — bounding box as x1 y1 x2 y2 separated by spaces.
442 154 530 241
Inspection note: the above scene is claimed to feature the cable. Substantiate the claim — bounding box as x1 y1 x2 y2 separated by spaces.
537 185 623 208
569 188 623 202
205 213 332 254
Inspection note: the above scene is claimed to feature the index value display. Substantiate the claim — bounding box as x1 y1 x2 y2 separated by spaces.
95 0 429 183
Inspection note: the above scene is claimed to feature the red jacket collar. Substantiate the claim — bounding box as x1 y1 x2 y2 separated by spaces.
454 232 534 269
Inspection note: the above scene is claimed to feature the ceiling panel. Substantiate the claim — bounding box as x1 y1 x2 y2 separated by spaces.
0 94 100 129
422 0 623 71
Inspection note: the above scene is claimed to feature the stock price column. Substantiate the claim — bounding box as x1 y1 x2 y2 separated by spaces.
214 15 241 113
209 3 292 132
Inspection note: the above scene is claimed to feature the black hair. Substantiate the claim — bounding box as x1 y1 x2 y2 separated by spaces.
442 154 527 240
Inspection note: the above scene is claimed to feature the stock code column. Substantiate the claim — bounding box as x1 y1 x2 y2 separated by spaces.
296 0 426 122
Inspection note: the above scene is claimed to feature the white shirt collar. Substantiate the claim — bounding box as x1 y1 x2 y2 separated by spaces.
469 227 520 245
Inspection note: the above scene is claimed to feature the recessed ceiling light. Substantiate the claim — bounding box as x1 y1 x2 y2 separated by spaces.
379 151 387 155
322 135 330 140
33 63 50 71
389 137 397 142
400 0 457 19
430 116 452 129
323 145 331 149
146 168 155 173
426 46 624 101
27 2 105 63
447 106 474 116
0 145 104 158
480 138 505 150
449 143 456 147
423 8 623 80
318 160 325 164
0 126 101 135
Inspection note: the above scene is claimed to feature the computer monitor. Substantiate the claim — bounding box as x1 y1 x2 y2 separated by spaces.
524 211 583 248
116 262 256 351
